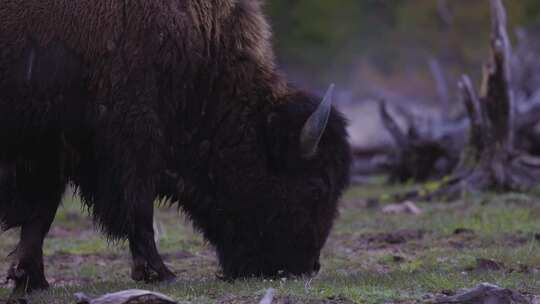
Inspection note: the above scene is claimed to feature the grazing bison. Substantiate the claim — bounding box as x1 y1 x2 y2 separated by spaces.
0 0 351 295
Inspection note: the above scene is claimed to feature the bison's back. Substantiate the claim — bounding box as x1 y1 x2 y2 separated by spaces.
0 0 276 147
0 1 118 136
0 1 123 61
0 0 214 69
0 1 194 142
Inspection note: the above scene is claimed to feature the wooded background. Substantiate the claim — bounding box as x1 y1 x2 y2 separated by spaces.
267 0 540 102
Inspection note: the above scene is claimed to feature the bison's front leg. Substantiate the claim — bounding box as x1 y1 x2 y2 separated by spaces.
92 101 176 284
4 146 66 297
8 211 58 296
128 199 176 283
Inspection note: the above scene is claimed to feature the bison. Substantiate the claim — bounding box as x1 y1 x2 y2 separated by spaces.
0 0 351 295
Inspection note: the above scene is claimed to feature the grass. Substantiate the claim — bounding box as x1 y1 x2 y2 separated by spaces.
1 180 539 303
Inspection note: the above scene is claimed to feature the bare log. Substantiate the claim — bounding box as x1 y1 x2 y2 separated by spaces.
352 4 540 185
458 75 484 154
436 0 453 29
381 0 540 202
378 101 457 182
75 290 177 304
379 100 408 147
429 57 450 114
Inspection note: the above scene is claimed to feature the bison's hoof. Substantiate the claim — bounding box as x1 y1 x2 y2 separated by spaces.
7 265 49 297
130 263 149 282
131 264 176 284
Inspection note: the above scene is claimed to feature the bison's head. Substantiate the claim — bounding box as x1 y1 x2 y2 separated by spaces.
197 85 351 279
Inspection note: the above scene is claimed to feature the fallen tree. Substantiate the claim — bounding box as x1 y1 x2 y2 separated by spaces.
353 0 540 186
383 0 540 200
377 100 463 183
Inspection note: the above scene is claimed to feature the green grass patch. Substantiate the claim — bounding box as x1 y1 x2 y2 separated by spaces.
1 181 539 303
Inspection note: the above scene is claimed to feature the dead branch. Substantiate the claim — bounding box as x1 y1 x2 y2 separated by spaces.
378 0 540 201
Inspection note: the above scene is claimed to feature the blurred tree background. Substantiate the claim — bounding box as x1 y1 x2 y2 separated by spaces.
266 0 540 102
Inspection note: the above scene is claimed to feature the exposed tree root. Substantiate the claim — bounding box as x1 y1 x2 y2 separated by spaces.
379 0 540 202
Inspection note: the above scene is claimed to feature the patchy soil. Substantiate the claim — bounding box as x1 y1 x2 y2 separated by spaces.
1 181 540 303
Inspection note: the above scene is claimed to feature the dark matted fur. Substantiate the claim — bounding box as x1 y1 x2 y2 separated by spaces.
0 0 351 291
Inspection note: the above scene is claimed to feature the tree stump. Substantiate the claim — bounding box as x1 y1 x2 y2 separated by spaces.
392 0 540 201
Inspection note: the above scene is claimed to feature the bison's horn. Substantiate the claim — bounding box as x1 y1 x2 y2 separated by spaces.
300 84 334 158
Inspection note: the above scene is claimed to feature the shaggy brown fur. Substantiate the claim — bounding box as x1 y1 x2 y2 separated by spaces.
0 0 351 294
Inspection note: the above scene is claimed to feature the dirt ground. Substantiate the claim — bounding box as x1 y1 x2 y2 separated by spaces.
0 180 539 303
